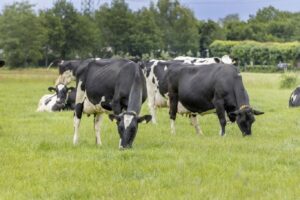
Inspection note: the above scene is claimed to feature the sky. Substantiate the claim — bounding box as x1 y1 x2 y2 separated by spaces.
0 0 299 21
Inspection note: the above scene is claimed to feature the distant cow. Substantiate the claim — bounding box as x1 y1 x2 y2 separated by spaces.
54 58 100 85
289 86 300 107
174 55 234 65
0 60 5 67
37 84 75 112
73 58 151 149
162 63 264 136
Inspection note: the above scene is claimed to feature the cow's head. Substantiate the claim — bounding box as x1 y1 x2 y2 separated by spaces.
0 60 5 67
109 111 152 149
48 84 75 110
55 60 79 85
229 106 264 136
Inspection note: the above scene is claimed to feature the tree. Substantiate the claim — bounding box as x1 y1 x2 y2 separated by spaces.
0 2 46 67
95 0 135 55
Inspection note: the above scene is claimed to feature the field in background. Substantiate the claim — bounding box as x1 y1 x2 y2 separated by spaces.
0 68 299 199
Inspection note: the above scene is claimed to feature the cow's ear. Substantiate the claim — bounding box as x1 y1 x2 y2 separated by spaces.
48 87 56 92
228 110 240 118
137 115 152 123
214 57 221 63
109 114 121 122
253 109 264 115
67 86 75 91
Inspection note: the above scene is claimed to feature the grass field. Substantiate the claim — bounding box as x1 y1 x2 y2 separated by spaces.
0 68 299 199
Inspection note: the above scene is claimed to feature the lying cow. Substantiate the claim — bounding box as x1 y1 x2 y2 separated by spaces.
37 84 75 112
289 86 300 107
0 60 5 67
162 62 264 136
73 58 151 149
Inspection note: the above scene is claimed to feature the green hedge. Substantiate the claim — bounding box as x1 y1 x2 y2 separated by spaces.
210 40 300 67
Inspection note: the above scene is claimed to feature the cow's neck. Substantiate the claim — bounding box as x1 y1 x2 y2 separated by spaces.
127 72 142 115
233 77 250 108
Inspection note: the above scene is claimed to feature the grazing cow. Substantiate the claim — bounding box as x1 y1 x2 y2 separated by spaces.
37 84 75 112
73 58 151 149
163 63 264 136
53 58 101 85
289 86 300 107
0 60 5 67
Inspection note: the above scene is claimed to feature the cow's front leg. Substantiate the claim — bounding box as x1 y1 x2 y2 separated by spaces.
94 114 103 145
190 114 203 135
214 100 226 136
169 93 178 135
73 81 85 145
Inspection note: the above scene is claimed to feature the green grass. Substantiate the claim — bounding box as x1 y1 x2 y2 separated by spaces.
0 68 299 199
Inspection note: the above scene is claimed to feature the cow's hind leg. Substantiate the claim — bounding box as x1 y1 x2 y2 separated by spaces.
169 93 178 135
73 81 85 145
190 114 203 135
94 114 103 145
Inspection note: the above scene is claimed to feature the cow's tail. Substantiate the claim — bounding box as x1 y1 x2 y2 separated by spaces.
47 59 61 70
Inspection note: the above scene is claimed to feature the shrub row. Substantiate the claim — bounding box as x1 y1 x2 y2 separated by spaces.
210 40 300 67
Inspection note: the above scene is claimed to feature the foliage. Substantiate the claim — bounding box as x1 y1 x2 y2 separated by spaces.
0 2 46 67
210 40 300 66
1 2 300 67
280 73 298 89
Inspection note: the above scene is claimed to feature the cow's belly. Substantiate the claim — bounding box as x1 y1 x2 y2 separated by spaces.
83 95 111 115
155 92 168 107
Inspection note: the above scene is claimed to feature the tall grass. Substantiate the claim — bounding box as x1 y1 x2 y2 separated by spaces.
0 68 299 199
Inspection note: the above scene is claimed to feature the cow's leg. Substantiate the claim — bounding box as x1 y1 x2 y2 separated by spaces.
214 100 227 136
73 81 85 145
190 114 203 135
94 114 103 145
147 88 157 124
169 93 178 135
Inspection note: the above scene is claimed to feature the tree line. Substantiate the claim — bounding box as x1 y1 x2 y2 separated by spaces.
0 0 299 67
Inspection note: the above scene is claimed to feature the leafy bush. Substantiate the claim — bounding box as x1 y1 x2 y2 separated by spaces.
280 73 298 88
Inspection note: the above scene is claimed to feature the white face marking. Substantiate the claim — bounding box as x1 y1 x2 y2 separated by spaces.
95 58 101 61
164 65 168 71
291 94 297 102
124 114 134 130
57 84 65 91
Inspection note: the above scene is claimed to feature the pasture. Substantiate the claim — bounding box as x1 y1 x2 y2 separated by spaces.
0 68 299 199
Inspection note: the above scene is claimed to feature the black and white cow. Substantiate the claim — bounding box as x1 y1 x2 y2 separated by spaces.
162 63 264 136
37 84 75 112
0 60 5 67
54 58 101 85
289 86 300 107
174 55 234 65
73 58 151 149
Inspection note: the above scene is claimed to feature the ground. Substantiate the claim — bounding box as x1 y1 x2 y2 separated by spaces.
0 68 299 199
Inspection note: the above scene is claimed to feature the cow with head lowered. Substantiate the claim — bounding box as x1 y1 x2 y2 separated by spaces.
162 62 264 136
73 58 151 149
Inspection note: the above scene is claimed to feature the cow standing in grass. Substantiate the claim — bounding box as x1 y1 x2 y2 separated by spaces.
73 58 151 149
163 63 264 136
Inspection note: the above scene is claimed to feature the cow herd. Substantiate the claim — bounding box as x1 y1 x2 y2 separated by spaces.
36 56 266 149
0 55 298 149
